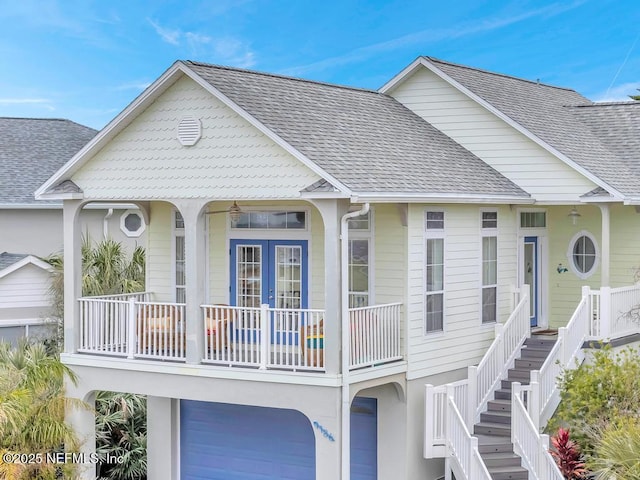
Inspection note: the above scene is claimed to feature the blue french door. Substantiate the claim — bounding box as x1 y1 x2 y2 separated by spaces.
524 236 538 327
230 240 308 309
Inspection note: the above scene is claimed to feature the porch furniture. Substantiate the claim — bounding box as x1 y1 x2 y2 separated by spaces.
300 319 324 367
137 304 184 354
205 304 234 351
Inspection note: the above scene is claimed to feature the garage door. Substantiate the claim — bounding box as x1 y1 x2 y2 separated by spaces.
180 401 315 479
351 397 378 480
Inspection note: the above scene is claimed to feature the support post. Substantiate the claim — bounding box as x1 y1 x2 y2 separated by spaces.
600 286 612 338
529 371 541 431
260 304 269 370
598 204 611 288
424 384 434 459
127 298 136 359
63 200 84 354
467 366 478 428
147 397 178 480
511 382 521 445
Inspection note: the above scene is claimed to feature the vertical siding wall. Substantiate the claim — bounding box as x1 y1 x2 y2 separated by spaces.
390 68 597 202
406 204 517 379
0 264 51 308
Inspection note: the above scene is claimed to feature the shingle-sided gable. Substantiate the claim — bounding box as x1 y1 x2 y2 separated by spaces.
70 75 322 200
0 118 96 205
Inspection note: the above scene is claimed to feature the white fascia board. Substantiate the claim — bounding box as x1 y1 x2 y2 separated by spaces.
35 62 187 200
381 57 625 200
0 203 62 209
37 192 84 200
579 197 622 204
0 256 53 279
82 203 140 210
299 190 350 199
623 197 640 205
350 192 534 204
179 64 354 198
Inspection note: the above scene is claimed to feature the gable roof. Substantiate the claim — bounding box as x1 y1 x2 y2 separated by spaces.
385 57 640 199
38 61 530 203
0 118 97 206
0 252 53 279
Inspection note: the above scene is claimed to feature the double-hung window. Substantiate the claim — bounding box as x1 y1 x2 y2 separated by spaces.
481 211 498 324
348 209 372 308
425 211 445 333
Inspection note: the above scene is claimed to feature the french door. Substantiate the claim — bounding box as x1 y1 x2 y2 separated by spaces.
230 239 308 309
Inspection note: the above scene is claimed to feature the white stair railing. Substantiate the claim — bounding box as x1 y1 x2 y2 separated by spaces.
445 387 492 480
468 286 530 424
512 382 563 480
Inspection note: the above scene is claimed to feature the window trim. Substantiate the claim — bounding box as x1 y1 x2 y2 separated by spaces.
348 208 374 307
567 230 599 279
172 209 186 303
229 206 310 232
480 210 498 325
424 210 445 335
119 209 146 238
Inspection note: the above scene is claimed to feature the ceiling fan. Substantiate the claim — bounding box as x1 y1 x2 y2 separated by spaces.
206 201 243 221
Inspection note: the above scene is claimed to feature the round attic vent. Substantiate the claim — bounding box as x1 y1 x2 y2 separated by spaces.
177 116 202 146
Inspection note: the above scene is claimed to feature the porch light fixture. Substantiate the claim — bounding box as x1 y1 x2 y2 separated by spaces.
206 201 243 224
568 207 581 225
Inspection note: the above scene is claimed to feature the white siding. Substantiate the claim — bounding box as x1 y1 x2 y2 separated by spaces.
72 75 321 200
146 202 173 302
390 68 597 202
373 205 406 306
406 204 517 379
0 264 51 309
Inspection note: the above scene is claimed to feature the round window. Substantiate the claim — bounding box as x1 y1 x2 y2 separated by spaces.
568 231 598 279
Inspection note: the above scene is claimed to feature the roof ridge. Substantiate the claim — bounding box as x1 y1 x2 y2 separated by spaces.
424 56 580 94
575 101 640 107
183 60 381 95
0 117 98 130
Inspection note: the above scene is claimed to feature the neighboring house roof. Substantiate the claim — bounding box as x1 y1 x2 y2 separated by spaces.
185 61 528 199
408 57 639 198
0 252 53 279
0 117 97 206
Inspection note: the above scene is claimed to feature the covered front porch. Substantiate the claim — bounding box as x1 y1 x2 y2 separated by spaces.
76 292 402 372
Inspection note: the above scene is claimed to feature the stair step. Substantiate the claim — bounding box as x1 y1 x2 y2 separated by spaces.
475 421 511 437
515 357 545 369
495 388 513 400
507 368 534 380
520 346 553 358
481 451 523 468
481 410 512 424
477 435 515 454
524 336 556 348
488 399 512 412
487 465 529 480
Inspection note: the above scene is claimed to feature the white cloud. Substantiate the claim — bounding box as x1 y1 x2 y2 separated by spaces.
147 19 255 68
0 98 55 111
114 81 152 92
592 82 640 102
281 1 586 76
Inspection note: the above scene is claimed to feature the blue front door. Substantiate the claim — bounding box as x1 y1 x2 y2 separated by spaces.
230 239 308 309
524 236 538 327
351 397 378 480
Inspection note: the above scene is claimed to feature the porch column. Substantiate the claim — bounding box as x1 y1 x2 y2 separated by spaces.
176 200 208 364
65 388 96 480
63 200 84 353
598 204 610 287
147 396 178 480
310 199 349 375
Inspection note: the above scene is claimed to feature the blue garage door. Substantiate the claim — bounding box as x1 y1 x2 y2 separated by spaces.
180 401 315 479
351 397 378 480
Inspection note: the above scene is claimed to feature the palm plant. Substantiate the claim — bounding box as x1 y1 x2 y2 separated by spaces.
0 341 84 480
589 419 640 479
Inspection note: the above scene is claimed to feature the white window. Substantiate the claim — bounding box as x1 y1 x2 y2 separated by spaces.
425 211 445 333
348 209 372 307
481 211 498 324
232 211 307 229
174 211 186 303
120 209 146 238
520 211 546 228
568 231 598 279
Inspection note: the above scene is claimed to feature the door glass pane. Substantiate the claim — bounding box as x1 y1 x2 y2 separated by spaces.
524 242 535 317
276 246 301 309
349 239 369 307
237 245 262 308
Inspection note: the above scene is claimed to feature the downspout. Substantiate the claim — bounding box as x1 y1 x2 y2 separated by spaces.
340 202 369 480
103 208 114 239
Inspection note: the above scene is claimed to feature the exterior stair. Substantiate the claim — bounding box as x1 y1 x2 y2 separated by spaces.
473 335 557 480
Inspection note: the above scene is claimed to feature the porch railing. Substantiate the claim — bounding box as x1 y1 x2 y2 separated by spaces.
591 284 640 339
349 302 402 369
78 296 403 373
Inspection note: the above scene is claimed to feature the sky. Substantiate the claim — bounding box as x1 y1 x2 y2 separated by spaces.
0 0 638 130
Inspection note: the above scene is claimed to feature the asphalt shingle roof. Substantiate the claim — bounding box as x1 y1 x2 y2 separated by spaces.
0 118 96 205
425 57 640 196
0 252 28 271
185 61 528 198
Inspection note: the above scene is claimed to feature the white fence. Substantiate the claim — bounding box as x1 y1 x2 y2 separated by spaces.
592 284 640 339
